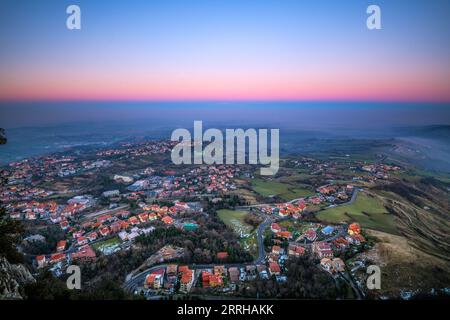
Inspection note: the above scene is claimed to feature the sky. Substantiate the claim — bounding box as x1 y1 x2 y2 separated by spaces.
0 0 450 102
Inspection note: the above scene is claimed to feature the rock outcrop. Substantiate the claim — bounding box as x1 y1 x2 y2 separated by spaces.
0 256 35 299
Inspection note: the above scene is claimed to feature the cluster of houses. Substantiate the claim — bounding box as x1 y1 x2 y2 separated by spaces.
5 196 92 221
33 200 202 271
269 221 366 277
261 200 307 219
142 263 277 295
0 140 177 204
120 165 242 200
96 140 176 158
257 183 355 221
36 242 96 270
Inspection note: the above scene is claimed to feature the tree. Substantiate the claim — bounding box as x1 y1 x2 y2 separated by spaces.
0 207 24 263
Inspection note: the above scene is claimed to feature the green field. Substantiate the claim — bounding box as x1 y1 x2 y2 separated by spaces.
217 209 253 236
251 179 314 200
92 236 121 251
316 192 398 235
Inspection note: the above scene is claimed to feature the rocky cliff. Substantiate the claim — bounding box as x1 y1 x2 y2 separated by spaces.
0 256 35 299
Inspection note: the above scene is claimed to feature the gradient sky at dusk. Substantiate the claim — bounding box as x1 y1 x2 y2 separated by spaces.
1 0 450 102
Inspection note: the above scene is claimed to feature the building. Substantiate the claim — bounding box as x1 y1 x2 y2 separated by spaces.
72 245 96 261
102 190 120 198
56 240 66 252
272 245 281 254
50 253 66 264
217 252 228 260
228 267 240 283
161 216 174 224
313 241 334 259
276 231 292 240
144 269 165 290
320 257 345 274
36 255 46 268
303 229 317 242
179 268 194 293
348 223 361 235
271 223 282 233
269 262 281 275
77 236 88 246
288 244 305 257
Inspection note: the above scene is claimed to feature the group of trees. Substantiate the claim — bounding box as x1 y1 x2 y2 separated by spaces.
0 207 24 264
24 270 135 300
21 224 67 255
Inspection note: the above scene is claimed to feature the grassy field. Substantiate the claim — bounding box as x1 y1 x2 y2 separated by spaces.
92 236 121 251
217 209 254 236
251 179 314 200
316 192 398 235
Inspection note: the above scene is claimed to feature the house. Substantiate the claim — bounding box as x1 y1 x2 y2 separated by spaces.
120 220 129 230
56 240 66 252
348 233 366 245
348 223 361 235
303 229 317 242
228 267 240 283
271 223 282 233
77 236 88 246
145 273 163 289
138 213 148 223
110 221 122 233
332 237 349 250
214 265 226 277
217 252 228 260
179 268 194 293
320 257 345 274
272 245 281 254
50 253 66 264
99 226 110 237
72 245 96 261
144 269 165 289
86 232 98 242
10 212 21 219
268 262 281 275
209 274 223 287
118 231 128 241
202 271 213 288
297 200 307 211
277 231 292 240
313 241 334 259
60 221 69 230
128 216 139 225
25 211 36 220
148 213 157 221
332 258 345 273
161 216 174 224
36 255 46 268
278 209 289 217
288 244 305 257
320 258 333 272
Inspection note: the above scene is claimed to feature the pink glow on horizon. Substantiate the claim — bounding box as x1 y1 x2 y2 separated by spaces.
1 67 450 103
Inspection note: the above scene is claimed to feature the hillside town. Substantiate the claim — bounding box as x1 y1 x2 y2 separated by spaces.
0 138 421 299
